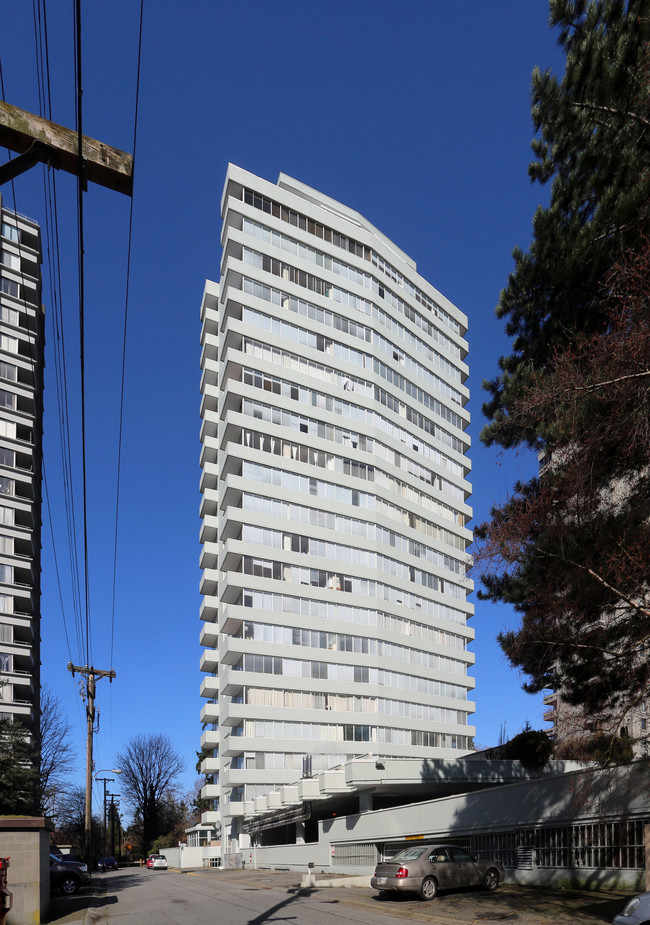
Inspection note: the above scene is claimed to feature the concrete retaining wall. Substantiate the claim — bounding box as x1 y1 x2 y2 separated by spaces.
0 817 53 925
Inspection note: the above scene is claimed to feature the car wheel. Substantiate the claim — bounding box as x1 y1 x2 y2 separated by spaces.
60 875 79 895
419 876 438 901
483 868 499 891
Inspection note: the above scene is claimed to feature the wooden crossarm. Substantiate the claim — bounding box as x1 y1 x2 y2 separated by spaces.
0 101 133 196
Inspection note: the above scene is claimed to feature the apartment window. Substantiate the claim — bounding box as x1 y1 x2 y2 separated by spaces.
0 277 19 299
0 593 12 613
0 507 14 526
0 390 15 410
0 477 14 496
1 251 19 271
0 307 19 327
0 564 14 583
0 448 15 468
0 363 17 383
1 223 19 243
343 725 370 742
0 335 18 355
0 653 11 672
0 622 11 641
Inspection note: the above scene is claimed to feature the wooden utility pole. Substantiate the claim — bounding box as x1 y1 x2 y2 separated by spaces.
67 664 116 869
0 101 133 195
107 794 121 858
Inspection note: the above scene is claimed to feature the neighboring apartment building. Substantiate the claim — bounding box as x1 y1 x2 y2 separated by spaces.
544 689 649 756
199 165 474 853
0 196 44 743
536 450 649 758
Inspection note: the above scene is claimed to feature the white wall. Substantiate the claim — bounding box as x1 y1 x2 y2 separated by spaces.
160 845 222 869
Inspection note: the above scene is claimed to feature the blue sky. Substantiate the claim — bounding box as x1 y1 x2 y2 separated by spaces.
1 2 565 805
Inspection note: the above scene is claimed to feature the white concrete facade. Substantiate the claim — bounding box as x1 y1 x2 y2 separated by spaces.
249 760 650 891
0 199 43 741
199 165 474 853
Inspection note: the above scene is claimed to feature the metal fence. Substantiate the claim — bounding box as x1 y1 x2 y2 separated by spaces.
333 842 378 866
370 819 649 871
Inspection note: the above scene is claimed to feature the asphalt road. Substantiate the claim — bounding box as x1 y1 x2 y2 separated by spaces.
50 866 414 925
45 865 635 925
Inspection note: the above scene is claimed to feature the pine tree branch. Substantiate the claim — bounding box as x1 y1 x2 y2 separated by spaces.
568 99 650 130
535 547 650 621
564 368 650 395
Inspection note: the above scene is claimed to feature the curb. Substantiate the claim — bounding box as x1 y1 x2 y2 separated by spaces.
301 874 372 889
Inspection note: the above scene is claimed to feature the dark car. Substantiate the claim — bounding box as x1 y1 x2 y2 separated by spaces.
50 853 90 895
371 844 504 901
97 857 118 871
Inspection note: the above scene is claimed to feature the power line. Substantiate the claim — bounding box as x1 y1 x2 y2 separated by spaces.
2 28 85 687
30 0 85 667
111 0 145 670
73 0 91 668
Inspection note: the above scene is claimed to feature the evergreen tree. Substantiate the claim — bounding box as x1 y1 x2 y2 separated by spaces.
483 0 650 446
476 246 650 719
0 718 39 814
477 0 650 725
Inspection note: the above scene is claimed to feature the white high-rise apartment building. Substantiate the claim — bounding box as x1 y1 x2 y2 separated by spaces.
0 196 43 742
199 165 474 851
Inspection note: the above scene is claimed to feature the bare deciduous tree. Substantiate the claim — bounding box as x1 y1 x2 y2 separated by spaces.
40 685 76 815
117 734 185 851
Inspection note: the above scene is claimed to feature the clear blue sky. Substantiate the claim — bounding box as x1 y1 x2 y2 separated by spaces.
1 1 565 805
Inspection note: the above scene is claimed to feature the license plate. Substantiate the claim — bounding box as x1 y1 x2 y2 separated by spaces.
377 877 387 884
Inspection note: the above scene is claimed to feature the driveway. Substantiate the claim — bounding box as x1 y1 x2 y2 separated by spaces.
44 866 635 925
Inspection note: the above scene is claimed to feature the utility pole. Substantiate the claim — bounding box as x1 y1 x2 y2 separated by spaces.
67 664 116 870
107 794 120 858
95 776 114 857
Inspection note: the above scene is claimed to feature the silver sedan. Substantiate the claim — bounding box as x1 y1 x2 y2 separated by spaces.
613 892 650 925
371 844 504 901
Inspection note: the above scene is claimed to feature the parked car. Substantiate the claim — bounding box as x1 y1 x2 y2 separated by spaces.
146 854 164 869
97 857 118 871
613 892 650 925
152 856 168 870
371 844 504 901
50 853 90 895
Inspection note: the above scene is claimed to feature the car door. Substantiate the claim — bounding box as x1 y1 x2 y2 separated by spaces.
446 846 481 888
427 847 455 889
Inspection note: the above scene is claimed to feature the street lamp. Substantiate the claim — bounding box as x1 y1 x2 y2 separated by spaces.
95 769 122 858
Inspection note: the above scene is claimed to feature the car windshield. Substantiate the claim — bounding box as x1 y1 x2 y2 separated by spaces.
386 847 428 862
